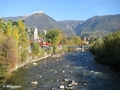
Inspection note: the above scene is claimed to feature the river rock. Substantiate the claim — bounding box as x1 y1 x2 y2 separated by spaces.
31 81 38 84
64 78 70 82
66 86 74 90
39 75 42 78
54 71 58 73
60 85 64 89
32 63 37 65
84 82 88 87
71 80 78 86
52 88 56 90
62 71 65 73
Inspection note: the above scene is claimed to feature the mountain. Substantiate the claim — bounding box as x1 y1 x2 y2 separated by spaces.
75 14 120 37
59 20 84 30
2 12 120 37
2 12 75 36
2 15 28 21
25 13 76 35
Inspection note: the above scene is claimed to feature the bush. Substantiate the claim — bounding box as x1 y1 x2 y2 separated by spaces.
90 31 120 67
38 49 45 57
32 43 40 54
68 48 76 52
0 36 18 76
62 45 68 53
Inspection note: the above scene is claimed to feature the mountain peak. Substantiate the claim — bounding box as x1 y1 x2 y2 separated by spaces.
21 11 46 18
32 11 46 15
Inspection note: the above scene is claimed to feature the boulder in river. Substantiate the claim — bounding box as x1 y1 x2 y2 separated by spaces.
66 86 74 90
71 80 78 86
62 71 65 73
52 88 56 90
32 63 37 66
31 81 38 84
83 82 88 87
60 85 64 89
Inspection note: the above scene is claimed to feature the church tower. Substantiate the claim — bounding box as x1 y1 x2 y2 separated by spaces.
34 28 38 40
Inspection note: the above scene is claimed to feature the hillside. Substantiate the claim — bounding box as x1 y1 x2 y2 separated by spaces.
59 20 84 30
2 13 120 37
2 12 75 36
75 14 120 37
2 16 27 21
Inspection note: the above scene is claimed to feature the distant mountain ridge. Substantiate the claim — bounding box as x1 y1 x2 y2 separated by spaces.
75 14 120 37
59 20 84 30
2 12 120 37
2 12 76 36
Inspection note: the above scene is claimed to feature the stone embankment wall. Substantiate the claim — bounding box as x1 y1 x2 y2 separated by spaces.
12 53 51 72
12 52 64 72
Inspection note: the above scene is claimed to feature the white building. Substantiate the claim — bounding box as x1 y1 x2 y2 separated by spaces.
34 28 38 40
84 37 90 45
44 30 46 35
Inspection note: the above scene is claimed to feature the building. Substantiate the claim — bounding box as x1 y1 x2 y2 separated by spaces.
34 28 38 40
84 37 90 45
43 30 46 35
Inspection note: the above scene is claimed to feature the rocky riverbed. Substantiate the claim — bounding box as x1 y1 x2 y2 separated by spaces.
1 51 120 90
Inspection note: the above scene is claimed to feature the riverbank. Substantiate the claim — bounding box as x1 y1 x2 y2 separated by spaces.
14 53 51 71
0 52 64 84
94 57 120 70
3 50 120 90
0 46 81 84
0 53 50 83
14 46 85 72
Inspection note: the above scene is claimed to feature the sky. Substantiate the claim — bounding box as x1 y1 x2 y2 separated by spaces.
0 0 120 20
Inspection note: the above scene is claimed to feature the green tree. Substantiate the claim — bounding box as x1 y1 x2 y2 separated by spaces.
5 20 13 37
46 29 62 45
90 37 105 58
13 26 19 44
0 35 18 76
60 34 69 45
46 29 62 54
33 42 40 54
69 36 83 46
91 31 120 67
0 19 6 33
103 32 120 63
0 19 31 76
18 20 29 62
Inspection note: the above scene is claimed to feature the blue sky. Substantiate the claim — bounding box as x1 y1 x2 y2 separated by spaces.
0 0 120 20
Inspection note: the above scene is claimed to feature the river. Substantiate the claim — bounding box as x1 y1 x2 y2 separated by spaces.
1 50 120 90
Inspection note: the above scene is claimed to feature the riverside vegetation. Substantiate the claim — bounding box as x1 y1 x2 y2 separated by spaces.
90 31 120 68
0 19 29 78
0 19 83 81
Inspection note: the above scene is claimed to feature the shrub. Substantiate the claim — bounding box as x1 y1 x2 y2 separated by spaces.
90 31 120 67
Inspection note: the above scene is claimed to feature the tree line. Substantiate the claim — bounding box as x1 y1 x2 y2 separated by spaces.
0 19 83 77
0 19 29 76
90 31 120 68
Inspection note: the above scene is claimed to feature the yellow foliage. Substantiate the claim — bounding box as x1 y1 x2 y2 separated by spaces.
5 21 13 37
13 26 19 44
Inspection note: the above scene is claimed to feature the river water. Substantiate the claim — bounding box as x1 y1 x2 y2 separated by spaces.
1 51 120 90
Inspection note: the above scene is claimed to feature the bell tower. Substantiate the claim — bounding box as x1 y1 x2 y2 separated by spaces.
34 27 38 40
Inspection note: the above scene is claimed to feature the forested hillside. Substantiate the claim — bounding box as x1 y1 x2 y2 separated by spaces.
75 14 120 37
2 12 75 36
2 13 120 37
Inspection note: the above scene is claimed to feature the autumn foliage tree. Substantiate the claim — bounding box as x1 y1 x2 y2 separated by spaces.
18 20 29 62
0 19 29 76
5 21 13 37
0 26 18 75
13 25 19 44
